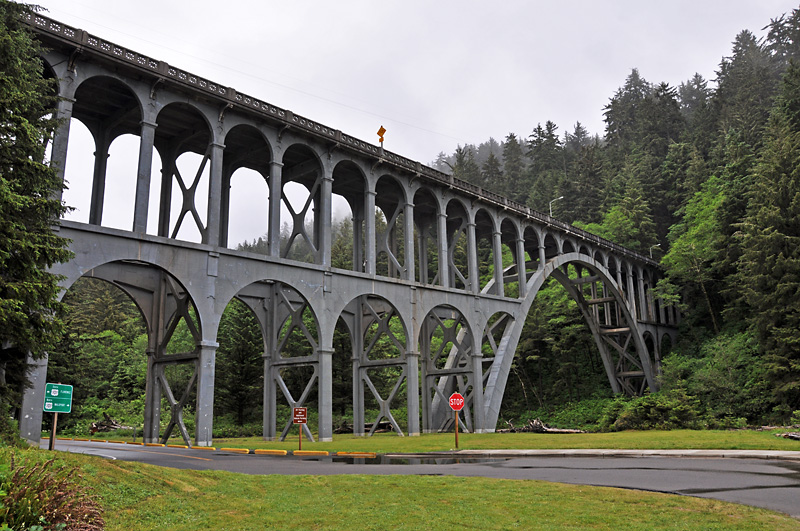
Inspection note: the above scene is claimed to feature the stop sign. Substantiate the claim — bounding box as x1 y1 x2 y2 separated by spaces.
449 392 465 411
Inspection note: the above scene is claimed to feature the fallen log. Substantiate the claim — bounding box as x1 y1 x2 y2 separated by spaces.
498 418 584 434
89 413 132 434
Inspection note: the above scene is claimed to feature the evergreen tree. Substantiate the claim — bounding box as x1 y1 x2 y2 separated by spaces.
713 30 780 148
501 133 526 202
527 121 565 213
481 151 502 190
736 63 800 415
0 1 71 430
216 299 263 425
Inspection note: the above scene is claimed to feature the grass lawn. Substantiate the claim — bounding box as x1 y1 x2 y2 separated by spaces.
3 446 798 530
193 429 800 453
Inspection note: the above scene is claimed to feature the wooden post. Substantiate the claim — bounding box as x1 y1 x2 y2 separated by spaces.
49 412 58 451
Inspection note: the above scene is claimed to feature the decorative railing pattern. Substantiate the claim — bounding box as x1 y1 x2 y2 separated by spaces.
27 12 655 266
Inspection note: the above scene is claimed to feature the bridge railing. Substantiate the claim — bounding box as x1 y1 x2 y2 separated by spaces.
28 12 656 267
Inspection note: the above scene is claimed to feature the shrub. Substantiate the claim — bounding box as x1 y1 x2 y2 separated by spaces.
0 452 104 530
601 390 702 431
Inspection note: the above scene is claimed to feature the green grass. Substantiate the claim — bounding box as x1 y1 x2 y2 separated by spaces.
198 429 800 453
3 447 797 530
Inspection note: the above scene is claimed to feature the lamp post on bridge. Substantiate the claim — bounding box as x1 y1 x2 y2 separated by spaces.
549 196 564 218
649 244 661 258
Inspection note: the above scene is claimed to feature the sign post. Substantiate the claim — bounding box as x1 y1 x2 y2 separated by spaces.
293 407 307 451
43 383 73 451
449 392 464 450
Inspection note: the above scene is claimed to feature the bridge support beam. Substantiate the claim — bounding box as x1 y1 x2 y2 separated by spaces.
317 347 334 442
194 341 218 446
19 353 48 445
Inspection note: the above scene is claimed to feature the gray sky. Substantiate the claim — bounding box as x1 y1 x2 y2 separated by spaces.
32 0 800 244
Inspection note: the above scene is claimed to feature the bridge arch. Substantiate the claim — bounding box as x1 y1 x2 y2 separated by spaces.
419 304 478 433
481 251 657 430
413 186 444 286
338 294 414 436
231 279 322 441
59 259 215 446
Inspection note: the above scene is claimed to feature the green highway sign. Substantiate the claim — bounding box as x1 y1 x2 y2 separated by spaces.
43 383 73 414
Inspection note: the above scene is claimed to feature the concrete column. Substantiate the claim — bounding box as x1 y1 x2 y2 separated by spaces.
194 341 218 446
406 350 420 436
467 222 479 293
218 164 234 248
637 272 648 322
437 213 450 287
404 201 415 282
262 352 276 440
516 237 527 298
143 350 161 443
319 173 333 267
157 149 176 238
417 227 429 283
19 353 48 444
133 120 158 233
365 190 377 275
49 97 74 202
205 142 225 246
352 202 364 272
318 347 334 442
267 161 283 257
626 266 637 317
471 330 485 432
88 131 110 225
493 230 504 297
352 303 364 436
538 244 546 270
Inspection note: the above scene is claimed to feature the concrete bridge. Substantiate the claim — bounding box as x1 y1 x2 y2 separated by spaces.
20 13 677 446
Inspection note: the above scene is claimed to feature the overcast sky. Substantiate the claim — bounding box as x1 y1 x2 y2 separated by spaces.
30 0 800 244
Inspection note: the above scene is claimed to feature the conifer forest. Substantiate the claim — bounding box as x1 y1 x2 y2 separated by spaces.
38 6 800 435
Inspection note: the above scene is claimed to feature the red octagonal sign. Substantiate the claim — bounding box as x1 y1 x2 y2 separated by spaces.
449 392 465 411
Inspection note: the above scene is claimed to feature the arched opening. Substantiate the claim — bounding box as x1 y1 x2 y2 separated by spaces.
419 305 475 432
46 277 148 437
64 76 143 230
445 200 472 291
413 187 441 286
330 161 364 272
222 125 271 250
341 295 409 436
474 209 496 293
280 144 323 264
522 225 541 282
154 102 212 244
500 218 521 298
213 297 264 436
375 175 407 279
47 263 205 445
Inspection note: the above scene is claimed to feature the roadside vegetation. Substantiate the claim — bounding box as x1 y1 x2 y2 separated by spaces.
3 446 798 531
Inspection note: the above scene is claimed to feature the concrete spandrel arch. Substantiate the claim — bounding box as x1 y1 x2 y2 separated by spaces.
413 186 443 286
232 279 322 441
339 293 414 436
59 258 211 445
330 160 367 272
278 142 326 264
444 197 473 291
220 124 272 249
481 252 655 430
374 174 409 280
419 304 479 433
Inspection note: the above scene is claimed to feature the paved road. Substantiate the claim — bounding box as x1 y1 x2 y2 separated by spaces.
45 440 800 519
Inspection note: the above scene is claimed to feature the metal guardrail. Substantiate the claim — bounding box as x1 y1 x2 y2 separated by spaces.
27 12 657 267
